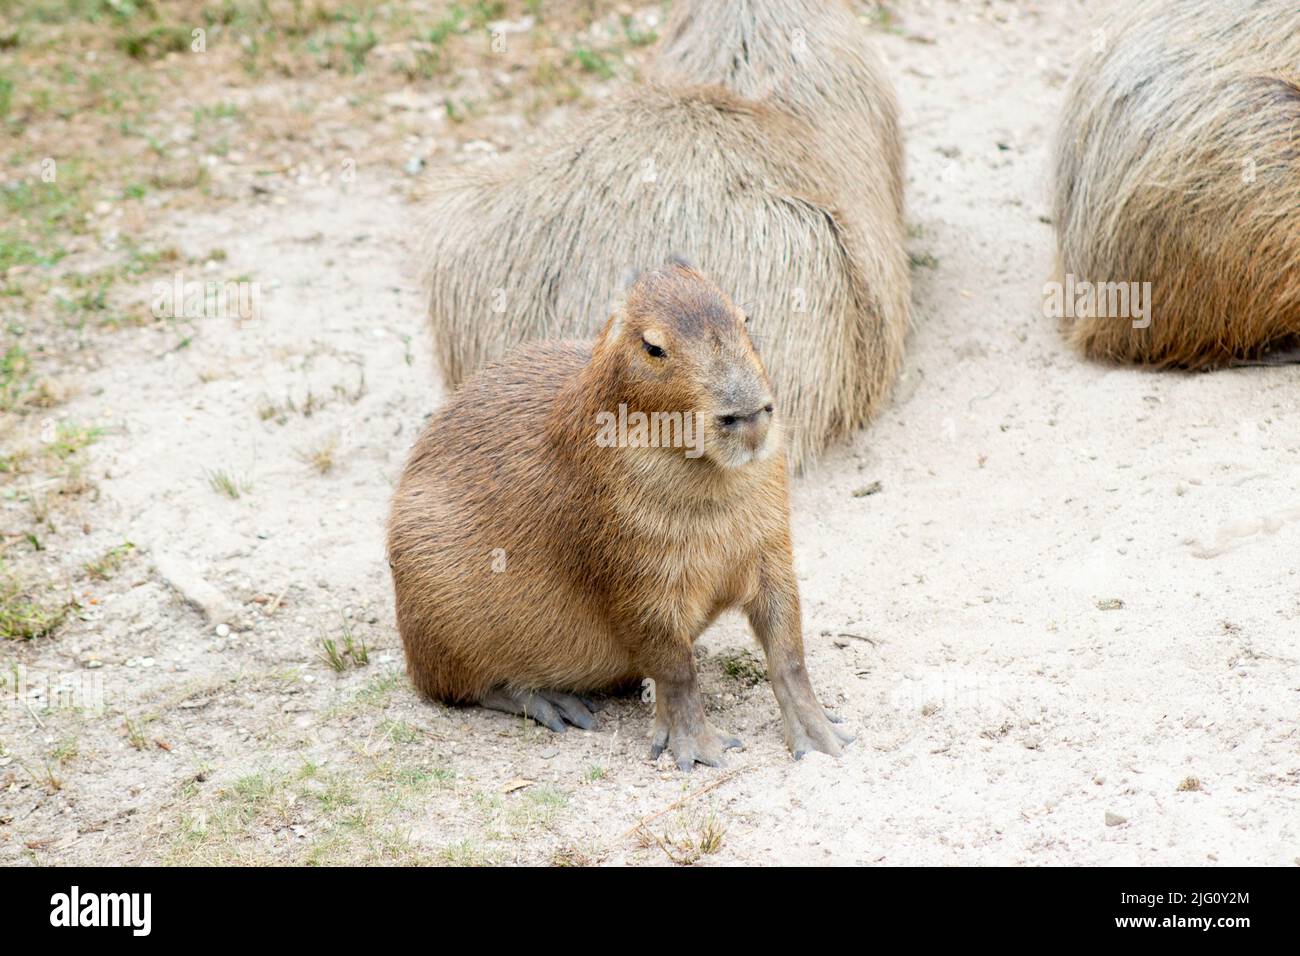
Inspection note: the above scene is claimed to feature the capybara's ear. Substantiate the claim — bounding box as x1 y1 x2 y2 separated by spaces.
666 253 696 271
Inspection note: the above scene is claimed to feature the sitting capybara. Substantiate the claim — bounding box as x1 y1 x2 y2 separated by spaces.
388 262 851 769
1052 0 1300 366
421 0 909 470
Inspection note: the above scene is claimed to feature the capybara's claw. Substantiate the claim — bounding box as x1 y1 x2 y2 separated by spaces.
481 688 599 733
649 723 669 760
787 705 853 759
543 691 599 730
651 711 741 770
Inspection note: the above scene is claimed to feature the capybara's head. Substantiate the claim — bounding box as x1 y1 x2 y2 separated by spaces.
594 259 779 469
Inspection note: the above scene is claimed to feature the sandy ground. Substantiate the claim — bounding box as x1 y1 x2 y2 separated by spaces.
3 0 1298 865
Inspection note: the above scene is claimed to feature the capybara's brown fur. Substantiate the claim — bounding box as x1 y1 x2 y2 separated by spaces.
1052 0 1300 367
388 262 851 769
421 0 908 471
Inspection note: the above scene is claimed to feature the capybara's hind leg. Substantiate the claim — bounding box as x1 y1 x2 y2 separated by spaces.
481 687 599 732
1230 341 1300 368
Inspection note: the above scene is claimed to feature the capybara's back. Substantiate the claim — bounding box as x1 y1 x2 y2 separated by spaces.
422 0 908 470
1052 0 1300 366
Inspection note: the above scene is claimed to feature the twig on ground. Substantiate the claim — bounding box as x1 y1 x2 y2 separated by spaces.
622 766 746 840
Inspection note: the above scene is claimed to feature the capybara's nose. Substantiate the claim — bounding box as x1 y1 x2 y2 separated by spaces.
717 401 774 449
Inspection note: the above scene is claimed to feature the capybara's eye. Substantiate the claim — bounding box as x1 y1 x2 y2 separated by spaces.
643 339 667 359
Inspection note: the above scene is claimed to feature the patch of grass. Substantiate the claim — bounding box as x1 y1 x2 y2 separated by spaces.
337 23 377 72
1 345 34 412
619 14 657 48
50 734 79 763
505 784 568 829
634 806 726 865
551 841 604 866
867 1 903 34
116 23 191 61
0 178 86 235
321 635 347 672
205 467 250 499
438 838 494 866
321 615 369 672
426 6 466 45
123 715 150 750
715 649 767 687
347 670 402 710
84 540 134 580
697 812 725 854
570 47 613 79
47 421 104 459
378 719 423 745
0 566 75 640
255 373 365 426
14 753 63 792
172 757 438 865
299 435 337 474
193 102 239 124
0 232 61 271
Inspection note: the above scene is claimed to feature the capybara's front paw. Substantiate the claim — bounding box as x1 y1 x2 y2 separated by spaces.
649 710 742 771
784 704 854 759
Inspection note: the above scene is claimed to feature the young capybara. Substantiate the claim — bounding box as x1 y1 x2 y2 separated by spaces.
388 261 852 770
421 0 908 471
1052 0 1300 366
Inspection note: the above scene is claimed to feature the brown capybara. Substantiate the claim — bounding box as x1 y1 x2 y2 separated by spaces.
388 261 851 769
421 0 908 471
1052 0 1300 366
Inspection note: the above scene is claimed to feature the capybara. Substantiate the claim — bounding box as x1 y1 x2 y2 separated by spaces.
388 261 852 769
1052 0 1300 366
421 0 909 470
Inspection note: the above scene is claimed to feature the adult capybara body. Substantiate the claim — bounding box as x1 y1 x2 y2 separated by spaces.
1052 0 1300 366
422 0 908 470
388 262 850 769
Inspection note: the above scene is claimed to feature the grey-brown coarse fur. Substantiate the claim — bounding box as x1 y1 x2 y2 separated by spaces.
421 0 909 470
1052 0 1300 367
